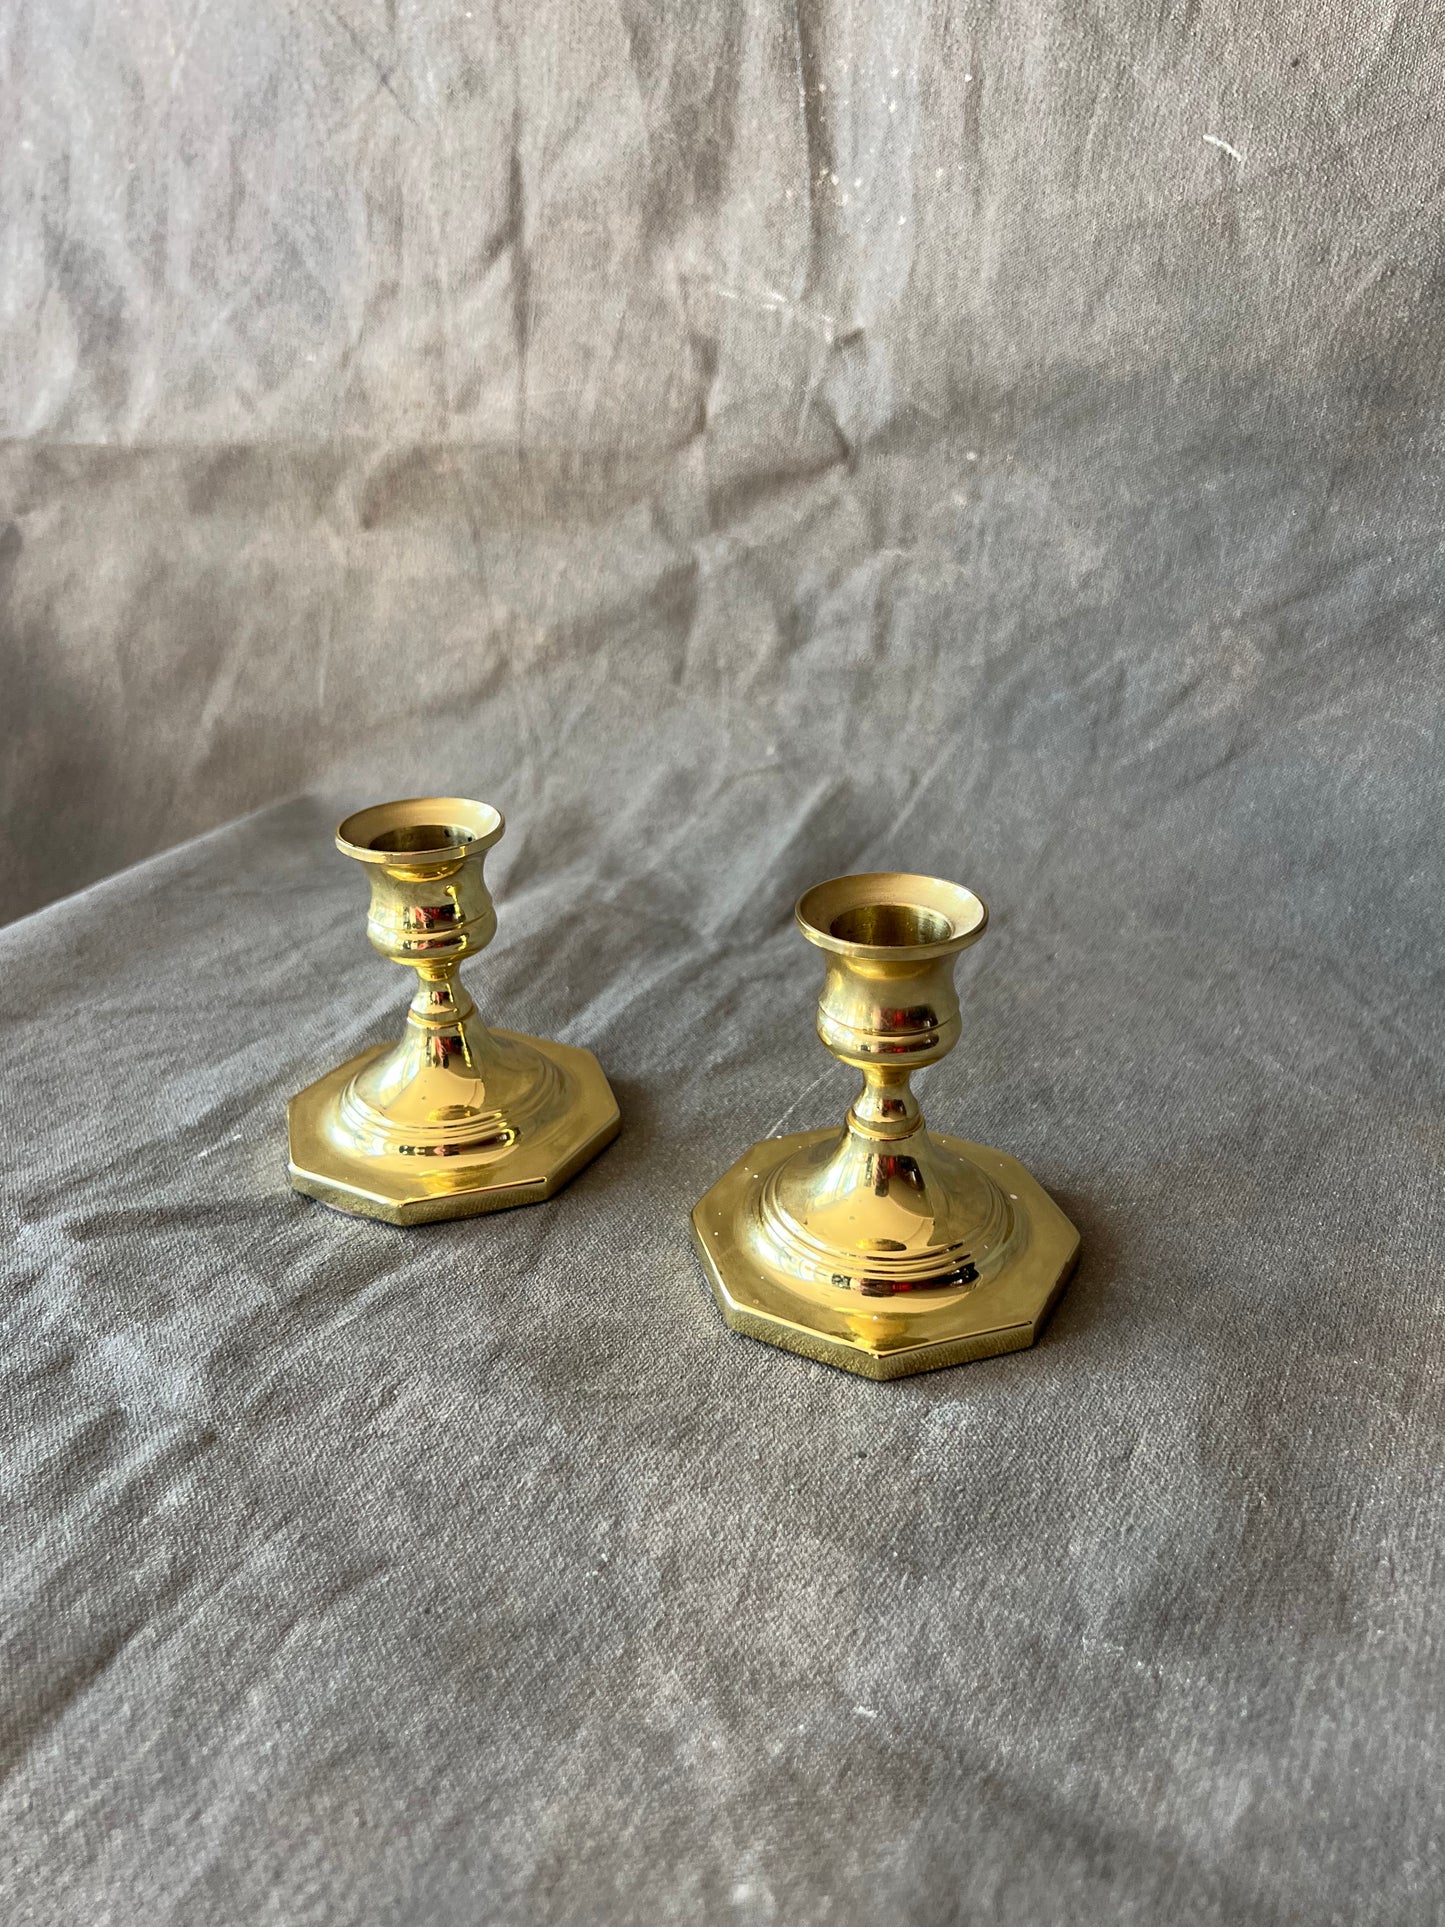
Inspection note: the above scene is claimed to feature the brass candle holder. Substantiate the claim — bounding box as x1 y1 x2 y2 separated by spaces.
691 873 1079 1378
287 797 619 1223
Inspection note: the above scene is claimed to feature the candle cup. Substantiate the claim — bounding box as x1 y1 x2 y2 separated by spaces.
287 797 618 1223
691 872 1078 1378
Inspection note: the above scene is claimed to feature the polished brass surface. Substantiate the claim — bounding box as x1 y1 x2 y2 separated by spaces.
691 872 1079 1378
288 797 618 1222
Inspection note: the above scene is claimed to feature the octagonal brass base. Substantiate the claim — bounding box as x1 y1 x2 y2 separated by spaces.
289 1031 619 1225
691 1129 1079 1380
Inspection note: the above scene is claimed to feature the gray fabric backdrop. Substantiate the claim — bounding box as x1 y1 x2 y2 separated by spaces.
2 3 1443 1924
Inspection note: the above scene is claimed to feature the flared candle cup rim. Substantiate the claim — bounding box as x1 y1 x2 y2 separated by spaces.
335 796 505 867
794 871 988 960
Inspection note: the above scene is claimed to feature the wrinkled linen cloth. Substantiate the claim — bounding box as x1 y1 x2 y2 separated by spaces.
3 2 1445 1924
5 1 1445 923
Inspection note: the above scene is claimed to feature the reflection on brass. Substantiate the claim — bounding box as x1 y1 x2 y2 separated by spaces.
288 797 618 1223
691 873 1079 1378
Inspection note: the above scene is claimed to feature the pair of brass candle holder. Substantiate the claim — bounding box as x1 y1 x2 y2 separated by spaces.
288 798 1078 1379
